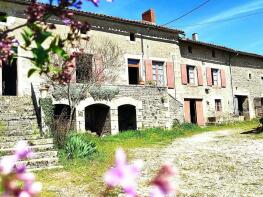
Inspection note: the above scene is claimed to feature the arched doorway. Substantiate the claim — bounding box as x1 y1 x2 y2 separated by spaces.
85 104 111 136
54 104 71 120
118 105 137 132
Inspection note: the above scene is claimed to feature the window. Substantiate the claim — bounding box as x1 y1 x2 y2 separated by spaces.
211 68 220 86
128 59 139 84
261 77 263 87
152 61 164 85
248 73 252 80
187 65 196 84
76 54 93 83
188 46 193 53
215 99 222 112
212 50 216 58
130 33 136 41
0 12 7 23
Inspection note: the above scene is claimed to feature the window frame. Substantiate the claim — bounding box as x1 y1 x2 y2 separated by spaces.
215 99 222 112
186 65 196 85
211 68 220 86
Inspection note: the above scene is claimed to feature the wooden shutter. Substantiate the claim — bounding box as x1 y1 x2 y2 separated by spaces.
181 64 187 85
220 69 226 88
145 60 153 81
206 67 212 86
94 54 104 83
184 100 191 123
196 100 205 126
166 62 175 89
197 65 203 86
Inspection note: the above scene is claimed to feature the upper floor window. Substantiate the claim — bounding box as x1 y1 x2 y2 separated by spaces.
128 59 140 84
215 99 222 112
0 12 7 23
76 53 93 83
212 50 216 58
211 68 220 86
187 65 196 85
152 61 164 85
188 46 193 53
130 33 136 42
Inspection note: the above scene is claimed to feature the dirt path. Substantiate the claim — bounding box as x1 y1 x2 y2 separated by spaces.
132 129 263 197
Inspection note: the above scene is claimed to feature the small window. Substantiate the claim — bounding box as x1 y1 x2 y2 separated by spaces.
212 50 216 58
128 59 140 84
130 33 136 41
211 68 220 86
0 12 7 23
248 73 252 80
152 61 165 85
261 77 263 87
188 46 193 53
187 65 196 84
215 99 222 112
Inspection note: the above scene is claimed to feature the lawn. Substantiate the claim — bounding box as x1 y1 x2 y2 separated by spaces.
36 120 259 196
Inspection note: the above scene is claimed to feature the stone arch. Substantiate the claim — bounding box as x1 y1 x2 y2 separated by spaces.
85 103 111 136
118 104 137 132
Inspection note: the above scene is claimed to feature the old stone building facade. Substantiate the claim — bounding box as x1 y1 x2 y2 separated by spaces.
1 0 263 136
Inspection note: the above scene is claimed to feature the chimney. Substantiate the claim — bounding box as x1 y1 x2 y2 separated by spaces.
192 33 198 41
142 9 156 23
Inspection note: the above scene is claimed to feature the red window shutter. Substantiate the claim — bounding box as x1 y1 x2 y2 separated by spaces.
197 65 203 86
221 69 226 88
181 64 187 85
206 67 212 86
94 54 104 83
145 60 153 81
166 62 175 89
184 100 191 123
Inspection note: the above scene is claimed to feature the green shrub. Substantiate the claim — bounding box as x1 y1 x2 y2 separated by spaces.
65 133 97 159
180 122 200 130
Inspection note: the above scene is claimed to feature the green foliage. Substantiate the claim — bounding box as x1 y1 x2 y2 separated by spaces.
65 133 97 159
39 97 54 131
89 86 119 101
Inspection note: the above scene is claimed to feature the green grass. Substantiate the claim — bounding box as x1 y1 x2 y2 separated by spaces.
36 120 258 196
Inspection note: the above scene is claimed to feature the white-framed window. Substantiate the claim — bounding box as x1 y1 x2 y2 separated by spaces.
212 68 220 86
152 61 164 85
187 65 196 85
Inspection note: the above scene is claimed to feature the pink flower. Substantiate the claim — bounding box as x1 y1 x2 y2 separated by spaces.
150 164 177 197
0 155 18 175
14 141 33 160
104 148 143 197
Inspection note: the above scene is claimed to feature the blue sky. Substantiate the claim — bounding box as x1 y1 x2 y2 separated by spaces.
44 0 263 54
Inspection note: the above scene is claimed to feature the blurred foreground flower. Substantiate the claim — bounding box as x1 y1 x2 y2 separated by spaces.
150 164 177 197
0 141 42 197
104 148 143 197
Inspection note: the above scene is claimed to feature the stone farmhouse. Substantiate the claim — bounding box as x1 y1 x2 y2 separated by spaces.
1 0 263 137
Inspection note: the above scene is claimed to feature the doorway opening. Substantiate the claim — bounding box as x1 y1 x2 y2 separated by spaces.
189 99 197 124
235 95 249 119
118 104 137 132
85 104 111 136
2 58 17 96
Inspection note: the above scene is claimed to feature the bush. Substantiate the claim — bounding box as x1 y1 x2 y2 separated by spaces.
172 121 200 130
65 133 97 159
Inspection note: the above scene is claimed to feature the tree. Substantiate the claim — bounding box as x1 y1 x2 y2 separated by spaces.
51 38 123 130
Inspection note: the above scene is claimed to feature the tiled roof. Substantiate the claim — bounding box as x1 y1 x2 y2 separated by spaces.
3 0 184 34
180 38 263 59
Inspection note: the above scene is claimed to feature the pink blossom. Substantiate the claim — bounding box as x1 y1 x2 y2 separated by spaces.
104 148 143 197
14 141 33 160
150 164 177 197
0 155 18 175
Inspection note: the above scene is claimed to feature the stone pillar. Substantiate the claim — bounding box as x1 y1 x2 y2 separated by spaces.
110 108 119 135
76 109 85 132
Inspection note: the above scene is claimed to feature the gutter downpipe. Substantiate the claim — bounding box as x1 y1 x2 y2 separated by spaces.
229 52 238 115
140 30 145 86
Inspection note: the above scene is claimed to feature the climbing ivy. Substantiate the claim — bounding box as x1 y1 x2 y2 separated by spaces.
39 97 54 131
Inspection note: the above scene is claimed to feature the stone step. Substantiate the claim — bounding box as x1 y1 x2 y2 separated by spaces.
17 157 59 169
0 138 54 149
0 144 55 155
0 129 39 136
28 165 63 172
0 135 42 143
0 150 58 160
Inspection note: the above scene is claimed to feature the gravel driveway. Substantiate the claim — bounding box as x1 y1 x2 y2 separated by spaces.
132 129 263 197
